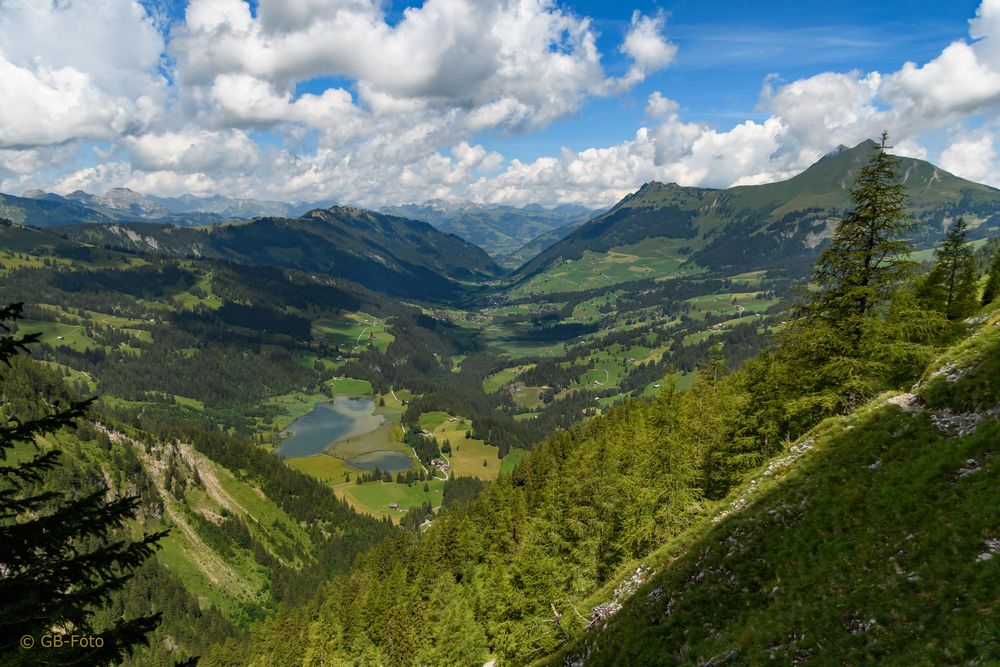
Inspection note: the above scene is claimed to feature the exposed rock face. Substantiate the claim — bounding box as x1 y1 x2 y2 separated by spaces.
99 188 171 217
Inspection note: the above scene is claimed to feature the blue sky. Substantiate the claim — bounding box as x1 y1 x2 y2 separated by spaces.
1 0 997 206
475 0 982 161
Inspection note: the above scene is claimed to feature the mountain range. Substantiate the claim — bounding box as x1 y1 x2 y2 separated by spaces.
7 141 1000 301
18 187 337 222
10 188 593 262
516 140 1000 281
58 206 501 299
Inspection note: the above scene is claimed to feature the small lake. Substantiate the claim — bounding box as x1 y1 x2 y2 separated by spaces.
275 397 384 458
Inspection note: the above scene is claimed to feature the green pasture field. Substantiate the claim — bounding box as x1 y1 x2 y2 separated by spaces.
336 477 445 522
19 319 102 352
482 363 535 393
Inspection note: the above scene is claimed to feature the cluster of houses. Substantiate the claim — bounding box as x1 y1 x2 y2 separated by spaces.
430 458 451 472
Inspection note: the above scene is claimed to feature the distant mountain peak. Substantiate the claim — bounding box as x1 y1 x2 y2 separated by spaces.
821 144 851 160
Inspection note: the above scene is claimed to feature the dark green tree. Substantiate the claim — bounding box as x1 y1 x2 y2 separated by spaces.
699 342 728 384
919 218 979 320
805 131 915 348
772 132 919 429
982 246 1000 306
0 303 166 665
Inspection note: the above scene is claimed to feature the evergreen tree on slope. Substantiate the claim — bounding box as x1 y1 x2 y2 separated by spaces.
0 302 166 666
805 131 915 345
982 244 1000 306
759 132 925 436
919 218 979 320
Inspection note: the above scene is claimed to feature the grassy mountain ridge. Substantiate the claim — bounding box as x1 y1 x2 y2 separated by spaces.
515 141 1000 282
551 306 1000 665
55 206 502 300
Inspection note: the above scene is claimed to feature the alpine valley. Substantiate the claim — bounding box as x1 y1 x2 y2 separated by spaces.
3 138 999 667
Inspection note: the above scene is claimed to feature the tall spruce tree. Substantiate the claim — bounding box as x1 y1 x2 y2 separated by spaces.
773 132 917 429
806 131 915 347
0 302 166 665
982 246 1000 306
920 218 979 320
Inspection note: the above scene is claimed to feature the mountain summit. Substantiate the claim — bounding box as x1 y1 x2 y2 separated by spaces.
515 141 1000 279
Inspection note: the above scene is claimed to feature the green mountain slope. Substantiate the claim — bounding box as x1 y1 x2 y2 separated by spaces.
554 309 1000 665
515 141 1000 283
57 206 502 299
503 216 590 268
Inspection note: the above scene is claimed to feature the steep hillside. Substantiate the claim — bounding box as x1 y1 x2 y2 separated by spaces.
515 141 1000 283
553 308 1000 665
381 201 596 264
58 206 503 299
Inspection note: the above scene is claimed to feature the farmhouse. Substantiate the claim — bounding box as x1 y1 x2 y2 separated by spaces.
389 502 400 510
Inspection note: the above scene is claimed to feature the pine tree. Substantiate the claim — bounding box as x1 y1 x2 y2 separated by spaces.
920 218 979 320
699 342 727 384
0 302 166 665
982 247 1000 306
805 131 915 348
775 132 918 428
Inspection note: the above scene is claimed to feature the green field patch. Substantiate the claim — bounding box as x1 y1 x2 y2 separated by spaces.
19 319 101 352
285 453 362 484
325 377 373 395
172 272 223 310
173 395 205 412
482 363 536 393
417 411 451 431
499 448 529 476
513 386 545 410
432 418 502 481
313 313 394 353
336 478 444 522
511 240 700 296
